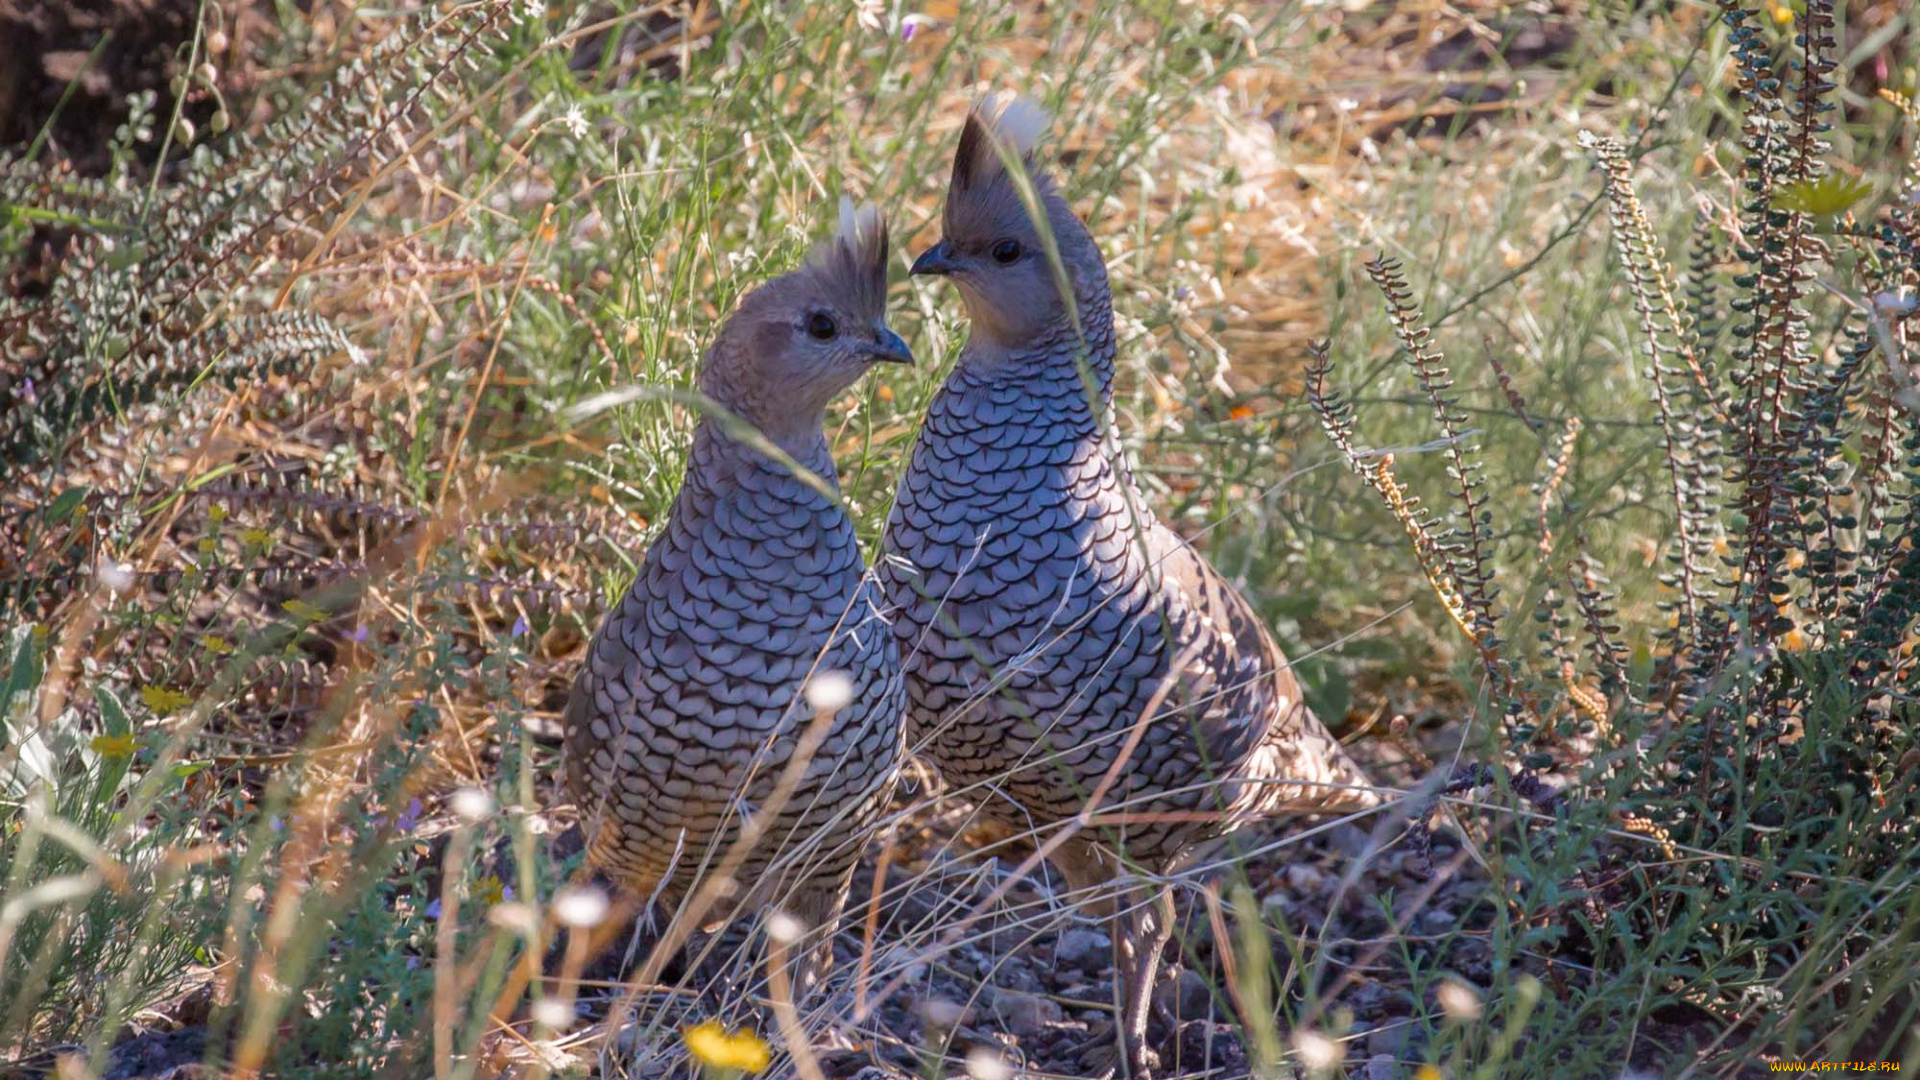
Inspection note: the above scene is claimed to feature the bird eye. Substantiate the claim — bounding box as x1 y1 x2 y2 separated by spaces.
991 239 1022 265
806 311 837 340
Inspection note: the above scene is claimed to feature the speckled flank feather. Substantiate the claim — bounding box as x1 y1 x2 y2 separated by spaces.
882 101 1377 1077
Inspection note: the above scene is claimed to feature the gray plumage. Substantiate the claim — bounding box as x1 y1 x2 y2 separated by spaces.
565 200 909 992
883 98 1378 1076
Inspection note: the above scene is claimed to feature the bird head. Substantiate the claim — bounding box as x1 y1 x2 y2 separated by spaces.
910 95 1105 350
701 199 910 442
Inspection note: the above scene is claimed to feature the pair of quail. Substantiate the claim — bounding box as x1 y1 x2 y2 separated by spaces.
564 97 1379 1078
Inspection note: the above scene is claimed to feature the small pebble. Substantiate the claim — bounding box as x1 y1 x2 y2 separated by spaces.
1368 1020 1412 1057
1363 1052 1401 1080
985 988 1063 1037
1284 862 1327 895
1054 927 1109 972
1152 967 1214 1022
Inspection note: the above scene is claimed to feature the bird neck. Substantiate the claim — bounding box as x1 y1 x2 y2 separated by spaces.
687 416 839 498
955 281 1117 404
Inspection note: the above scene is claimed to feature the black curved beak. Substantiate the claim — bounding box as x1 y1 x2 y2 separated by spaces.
862 326 913 365
910 240 961 277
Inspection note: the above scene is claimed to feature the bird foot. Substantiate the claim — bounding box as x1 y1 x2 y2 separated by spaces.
1079 1036 1160 1080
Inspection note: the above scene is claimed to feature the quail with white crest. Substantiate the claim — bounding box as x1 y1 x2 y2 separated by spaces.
881 98 1380 1077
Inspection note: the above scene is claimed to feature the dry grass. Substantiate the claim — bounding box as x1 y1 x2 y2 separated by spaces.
3 0 1917 1077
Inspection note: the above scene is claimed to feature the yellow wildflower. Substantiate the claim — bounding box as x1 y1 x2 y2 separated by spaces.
281 599 326 623
139 685 194 716
208 503 228 523
683 1021 771 1073
475 874 506 906
1769 3 1793 24
1415 1067 1445 1080
201 634 234 655
240 527 272 547
1771 173 1873 216
91 733 139 759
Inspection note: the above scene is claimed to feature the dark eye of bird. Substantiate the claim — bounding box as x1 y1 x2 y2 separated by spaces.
991 239 1021 264
806 311 837 340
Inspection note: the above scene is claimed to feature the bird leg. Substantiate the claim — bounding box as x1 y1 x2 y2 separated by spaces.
1053 840 1177 1078
683 923 749 1025
770 878 852 1006
1109 879 1176 1080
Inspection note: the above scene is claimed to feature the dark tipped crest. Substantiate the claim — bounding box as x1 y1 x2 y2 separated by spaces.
951 94 1050 192
944 95 1057 240
805 197 890 320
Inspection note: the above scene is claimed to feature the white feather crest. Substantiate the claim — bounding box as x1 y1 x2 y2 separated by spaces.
833 195 884 256
803 195 888 316
981 92 1049 158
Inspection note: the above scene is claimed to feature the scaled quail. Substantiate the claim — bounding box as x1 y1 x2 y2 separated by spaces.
566 200 909 998
881 99 1380 1077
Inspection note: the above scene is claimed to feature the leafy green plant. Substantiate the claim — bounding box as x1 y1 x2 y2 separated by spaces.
0 622 215 1053
1308 0 1920 1066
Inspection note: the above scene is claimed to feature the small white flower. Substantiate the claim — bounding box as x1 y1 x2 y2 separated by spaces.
852 0 884 31
450 786 495 823
521 0 546 22
1873 289 1916 316
764 910 805 944
561 104 588 140
1291 1029 1343 1074
1437 978 1483 1021
99 560 135 593
487 901 539 935
964 1048 1010 1080
921 997 965 1028
804 670 854 714
530 995 575 1030
553 884 610 928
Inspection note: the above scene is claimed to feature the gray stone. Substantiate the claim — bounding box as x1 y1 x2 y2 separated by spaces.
1363 1053 1401 1080
985 987 1064 1037
1367 1020 1413 1058
1152 967 1214 1022
1054 927 1109 972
